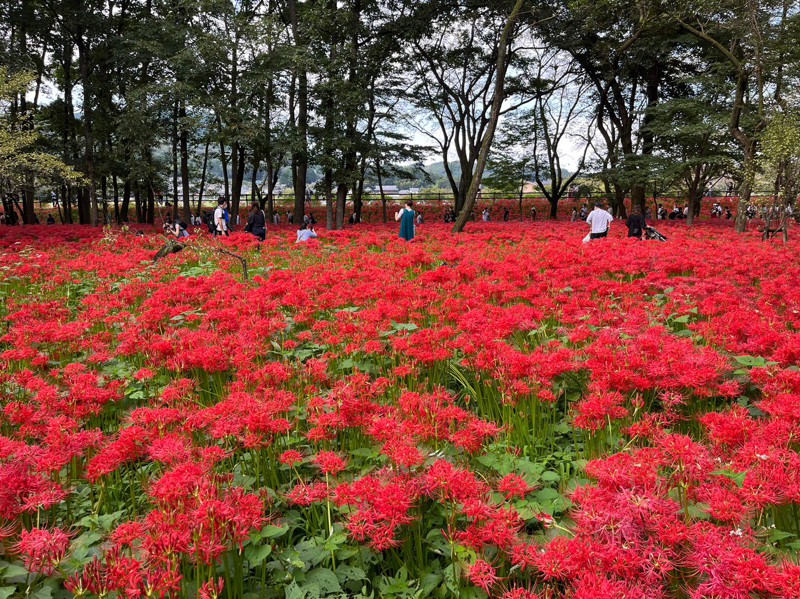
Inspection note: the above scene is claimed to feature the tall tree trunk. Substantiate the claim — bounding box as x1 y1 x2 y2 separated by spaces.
134 184 142 223
325 169 333 229
121 146 131 223
231 144 245 229
61 41 73 225
736 140 756 232
197 137 210 215
77 31 98 226
288 0 308 226
17 0 37 224
179 100 190 224
635 62 660 214
549 199 558 219
335 183 347 229
376 151 387 223
101 176 108 224
251 154 262 214
263 160 273 212
217 115 230 201
171 101 179 220
453 0 524 233
146 180 155 225
354 175 365 223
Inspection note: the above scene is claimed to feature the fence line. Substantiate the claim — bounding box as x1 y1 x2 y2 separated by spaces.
33 191 782 211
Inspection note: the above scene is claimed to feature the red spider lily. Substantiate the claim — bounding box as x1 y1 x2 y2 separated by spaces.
5 222 800 597
199 577 225 599
279 450 305 466
313 451 348 475
467 559 500 592
497 473 533 500
15 527 71 576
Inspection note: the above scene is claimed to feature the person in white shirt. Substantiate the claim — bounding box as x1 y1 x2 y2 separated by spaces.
586 202 613 240
214 198 229 236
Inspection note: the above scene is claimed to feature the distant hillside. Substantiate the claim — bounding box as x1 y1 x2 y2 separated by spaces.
192 153 571 194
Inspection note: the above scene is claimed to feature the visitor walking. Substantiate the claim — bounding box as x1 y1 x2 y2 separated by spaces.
214 198 229 236
395 200 416 241
246 202 266 241
503 208 510 221
586 201 613 240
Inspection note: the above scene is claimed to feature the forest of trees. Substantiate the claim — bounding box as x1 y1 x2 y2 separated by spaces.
1 0 799 231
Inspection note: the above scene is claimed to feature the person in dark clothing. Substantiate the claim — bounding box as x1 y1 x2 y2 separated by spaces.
46 214 55 225
503 208 510 221
626 207 646 239
246 202 266 241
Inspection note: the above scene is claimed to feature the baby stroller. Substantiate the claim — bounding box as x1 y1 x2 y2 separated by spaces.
644 226 667 241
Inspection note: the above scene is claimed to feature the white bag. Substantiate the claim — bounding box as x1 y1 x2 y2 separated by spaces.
582 233 591 244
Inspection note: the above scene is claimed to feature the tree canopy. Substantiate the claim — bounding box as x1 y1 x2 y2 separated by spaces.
0 0 798 229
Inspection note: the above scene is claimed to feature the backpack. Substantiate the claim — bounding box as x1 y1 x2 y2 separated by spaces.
178 220 188 230
204 212 215 233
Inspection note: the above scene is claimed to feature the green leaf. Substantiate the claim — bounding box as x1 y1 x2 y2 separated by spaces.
304 567 341 594
261 524 289 539
0 561 28 578
335 565 366 583
711 468 747 488
419 571 442 596
245 543 272 567
768 529 794 543
686 502 711 521
284 581 305 599
443 563 461 595
323 532 348 552
540 470 560 483
734 355 766 367
297 542 328 567
0 587 16 599
30 586 53 599
337 358 355 371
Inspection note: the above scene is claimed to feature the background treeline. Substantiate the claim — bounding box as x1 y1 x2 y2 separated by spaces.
1 0 799 231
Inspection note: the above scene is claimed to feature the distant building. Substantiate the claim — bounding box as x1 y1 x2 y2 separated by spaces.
377 185 401 198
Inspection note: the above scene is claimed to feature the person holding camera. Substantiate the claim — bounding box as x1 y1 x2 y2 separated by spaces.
164 218 189 239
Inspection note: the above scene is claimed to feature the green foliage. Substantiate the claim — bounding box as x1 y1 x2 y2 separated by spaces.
0 68 83 194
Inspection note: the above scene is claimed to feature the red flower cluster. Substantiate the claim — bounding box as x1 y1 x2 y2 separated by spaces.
1 221 800 597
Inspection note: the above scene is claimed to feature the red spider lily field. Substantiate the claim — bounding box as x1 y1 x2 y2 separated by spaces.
2 221 800 599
